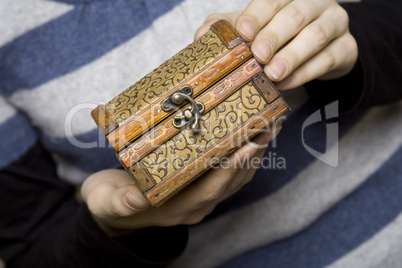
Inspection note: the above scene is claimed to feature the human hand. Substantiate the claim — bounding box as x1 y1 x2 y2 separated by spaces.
196 0 358 90
81 127 281 236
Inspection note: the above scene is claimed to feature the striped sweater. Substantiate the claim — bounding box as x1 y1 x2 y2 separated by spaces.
0 0 401 267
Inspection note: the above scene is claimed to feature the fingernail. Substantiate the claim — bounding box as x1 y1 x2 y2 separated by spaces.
266 59 287 80
239 21 255 40
124 192 148 211
252 40 272 62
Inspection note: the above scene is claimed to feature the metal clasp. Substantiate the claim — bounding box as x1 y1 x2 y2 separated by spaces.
161 86 204 133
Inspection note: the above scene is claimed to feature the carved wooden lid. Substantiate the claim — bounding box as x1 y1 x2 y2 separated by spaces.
91 20 251 151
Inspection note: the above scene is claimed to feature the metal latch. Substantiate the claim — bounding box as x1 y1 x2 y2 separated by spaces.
161 86 204 133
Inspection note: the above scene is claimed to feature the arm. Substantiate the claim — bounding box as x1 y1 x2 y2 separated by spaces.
0 142 187 268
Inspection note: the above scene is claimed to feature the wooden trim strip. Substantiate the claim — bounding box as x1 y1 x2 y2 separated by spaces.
211 20 244 49
144 98 290 206
118 58 262 168
126 162 156 192
252 72 280 104
106 43 252 151
90 104 118 135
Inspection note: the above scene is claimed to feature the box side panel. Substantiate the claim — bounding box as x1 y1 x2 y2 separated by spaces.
146 97 289 206
141 84 267 184
118 58 262 168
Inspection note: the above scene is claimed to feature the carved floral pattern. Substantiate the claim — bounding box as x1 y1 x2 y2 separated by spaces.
106 30 228 125
141 84 267 183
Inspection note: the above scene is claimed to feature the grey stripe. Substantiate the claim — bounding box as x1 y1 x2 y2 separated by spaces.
0 0 73 46
327 212 402 268
7 0 250 137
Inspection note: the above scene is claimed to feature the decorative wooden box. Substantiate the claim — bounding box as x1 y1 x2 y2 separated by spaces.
91 20 290 206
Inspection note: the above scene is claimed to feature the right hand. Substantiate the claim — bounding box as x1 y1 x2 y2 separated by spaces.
196 0 357 90
81 127 281 236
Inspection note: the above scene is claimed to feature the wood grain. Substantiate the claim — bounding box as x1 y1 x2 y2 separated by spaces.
252 72 280 104
90 105 118 135
126 162 156 192
211 20 244 49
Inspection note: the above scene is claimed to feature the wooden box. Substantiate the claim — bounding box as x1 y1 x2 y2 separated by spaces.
91 20 290 206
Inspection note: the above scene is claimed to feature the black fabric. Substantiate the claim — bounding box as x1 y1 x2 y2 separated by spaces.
305 0 402 114
0 142 188 268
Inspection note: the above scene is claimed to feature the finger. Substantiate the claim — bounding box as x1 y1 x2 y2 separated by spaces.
119 128 281 227
251 0 328 63
94 183 149 219
183 146 267 226
275 33 357 89
194 12 240 39
165 139 259 212
183 201 218 225
235 0 292 41
265 6 349 81
83 170 149 220
223 147 265 195
183 151 263 226
115 142 258 228
224 125 282 194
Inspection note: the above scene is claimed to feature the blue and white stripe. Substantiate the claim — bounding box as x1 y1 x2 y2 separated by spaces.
0 0 249 182
1 1 401 267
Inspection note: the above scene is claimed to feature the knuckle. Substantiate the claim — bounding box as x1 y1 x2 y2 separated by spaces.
286 5 306 29
205 13 224 23
109 199 128 217
309 24 328 46
321 51 336 71
265 0 281 15
261 32 278 51
337 6 349 25
347 35 358 52
184 215 205 225
342 34 358 59
281 51 297 70
238 13 260 29
163 206 182 219
159 216 184 227
203 184 225 203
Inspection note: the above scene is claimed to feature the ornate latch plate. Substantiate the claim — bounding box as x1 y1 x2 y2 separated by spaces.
161 86 205 133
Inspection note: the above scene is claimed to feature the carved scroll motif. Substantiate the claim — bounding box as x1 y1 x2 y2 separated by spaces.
141 84 267 183
106 30 228 125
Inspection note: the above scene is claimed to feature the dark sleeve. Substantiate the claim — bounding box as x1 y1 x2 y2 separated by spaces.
0 142 188 268
304 0 402 113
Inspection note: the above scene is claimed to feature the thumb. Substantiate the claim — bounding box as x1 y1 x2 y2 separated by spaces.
105 184 150 218
194 23 210 40
85 182 150 220
82 170 150 220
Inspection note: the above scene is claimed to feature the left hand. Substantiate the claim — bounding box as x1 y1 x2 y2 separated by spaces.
196 0 358 90
81 130 280 236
